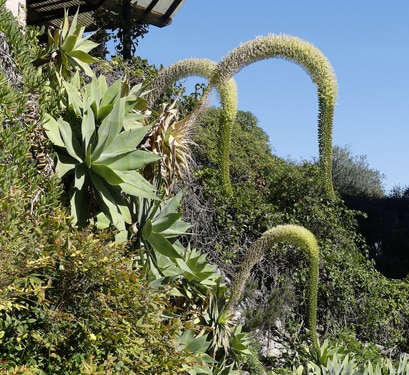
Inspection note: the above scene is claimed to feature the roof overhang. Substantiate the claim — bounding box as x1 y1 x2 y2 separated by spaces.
26 0 186 30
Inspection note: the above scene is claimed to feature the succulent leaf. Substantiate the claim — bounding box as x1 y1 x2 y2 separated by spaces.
44 75 158 234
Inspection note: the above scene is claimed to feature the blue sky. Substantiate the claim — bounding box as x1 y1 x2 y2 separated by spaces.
134 1 409 193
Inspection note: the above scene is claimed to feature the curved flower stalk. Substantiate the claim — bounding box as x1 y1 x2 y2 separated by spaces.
211 34 338 199
147 58 238 194
147 58 215 106
226 224 320 349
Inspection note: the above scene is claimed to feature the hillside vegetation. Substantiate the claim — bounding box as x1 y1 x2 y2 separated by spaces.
1 4 409 374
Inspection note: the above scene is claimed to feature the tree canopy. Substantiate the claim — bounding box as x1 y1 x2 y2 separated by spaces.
331 144 385 198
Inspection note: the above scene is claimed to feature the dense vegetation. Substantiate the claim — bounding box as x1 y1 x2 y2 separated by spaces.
1 3 409 374
186 109 409 369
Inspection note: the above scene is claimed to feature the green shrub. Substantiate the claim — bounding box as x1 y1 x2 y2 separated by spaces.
0 228 197 373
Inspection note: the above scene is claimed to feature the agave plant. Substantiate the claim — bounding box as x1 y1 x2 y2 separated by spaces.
33 9 98 80
199 290 252 369
135 191 190 263
294 341 409 375
43 74 159 241
142 100 195 194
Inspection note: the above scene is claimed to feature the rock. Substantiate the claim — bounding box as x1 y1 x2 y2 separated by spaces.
0 31 23 86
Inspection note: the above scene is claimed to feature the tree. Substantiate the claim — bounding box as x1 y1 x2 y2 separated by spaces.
91 1 149 59
192 108 274 185
331 145 385 198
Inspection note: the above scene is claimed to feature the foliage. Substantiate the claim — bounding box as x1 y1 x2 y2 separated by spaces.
34 13 256 373
44 73 159 240
91 55 158 88
92 55 207 117
0 9 256 374
131 191 256 373
33 10 98 81
136 191 191 266
0 111 196 374
0 0 43 86
188 106 409 369
187 108 278 257
290 340 409 375
328 148 409 279
142 101 196 194
227 225 320 350
0 220 197 373
91 0 149 59
331 145 385 198
0 0 50 120
3 4 409 374
259 160 409 353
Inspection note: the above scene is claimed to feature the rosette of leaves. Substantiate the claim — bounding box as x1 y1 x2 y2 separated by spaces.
133 190 192 266
134 191 219 287
293 347 409 375
43 74 160 240
33 9 98 80
136 194 255 373
200 291 252 369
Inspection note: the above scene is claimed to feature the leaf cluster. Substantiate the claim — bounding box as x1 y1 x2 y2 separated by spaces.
289 340 409 375
33 10 98 80
0 114 195 375
44 73 159 239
